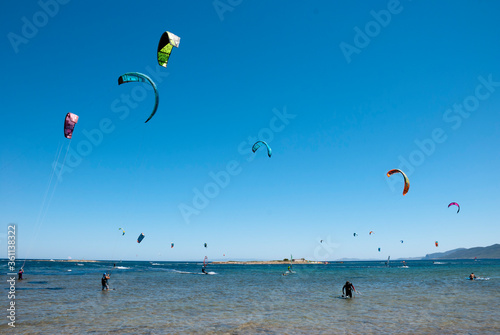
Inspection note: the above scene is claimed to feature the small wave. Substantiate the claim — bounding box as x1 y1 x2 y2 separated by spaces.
77 263 84 266
151 263 161 266
172 270 194 274
115 266 130 269
67 269 72 272
433 262 447 265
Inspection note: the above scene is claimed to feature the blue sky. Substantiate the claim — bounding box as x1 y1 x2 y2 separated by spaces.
1 0 499 261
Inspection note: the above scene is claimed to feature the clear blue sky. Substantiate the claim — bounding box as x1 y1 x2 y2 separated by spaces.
1 0 499 261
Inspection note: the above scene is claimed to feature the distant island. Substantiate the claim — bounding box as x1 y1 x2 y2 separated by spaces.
423 244 500 260
212 258 324 265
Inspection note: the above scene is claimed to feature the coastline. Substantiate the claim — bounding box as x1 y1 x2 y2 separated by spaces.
33 259 98 263
211 259 324 265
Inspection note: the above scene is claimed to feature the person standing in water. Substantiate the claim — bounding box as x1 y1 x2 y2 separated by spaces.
342 281 356 298
18 268 24 280
101 273 110 290
469 273 477 280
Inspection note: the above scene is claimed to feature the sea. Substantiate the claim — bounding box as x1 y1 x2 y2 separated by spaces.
2 259 499 334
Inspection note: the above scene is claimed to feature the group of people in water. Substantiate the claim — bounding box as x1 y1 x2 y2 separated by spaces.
16 266 483 293
100 264 207 291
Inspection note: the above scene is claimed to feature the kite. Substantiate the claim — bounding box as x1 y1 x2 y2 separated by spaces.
448 202 460 213
171 243 174 248
369 231 374 235
252 141 272 157
387 169 410 195
400 240 404 243
64 113 79 139
119 228 125 236
378 248 381 252
157 31 180 68
118 72 159 123
435 241 439 247
353 233 358 237
137 233 145 243
204 243 207 248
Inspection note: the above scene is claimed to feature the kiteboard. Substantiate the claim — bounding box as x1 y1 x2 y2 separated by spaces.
337 295 352 299
466 277 490 281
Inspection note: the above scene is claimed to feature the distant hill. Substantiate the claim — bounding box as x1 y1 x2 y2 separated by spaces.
423 244 500 259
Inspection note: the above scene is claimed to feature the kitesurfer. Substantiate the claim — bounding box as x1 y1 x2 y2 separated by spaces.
342 281 356 298
18 268 24 280
287 266 291 273
101 273 110 290
201 266 207 274
469 273 477 280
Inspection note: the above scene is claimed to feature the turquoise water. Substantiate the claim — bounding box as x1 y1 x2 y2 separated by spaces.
2 259 499 334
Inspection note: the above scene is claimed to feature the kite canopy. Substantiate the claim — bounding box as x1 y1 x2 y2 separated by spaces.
448 202 460 213
119 228 125 236
378 248 381 252
387 169 410 195
204 243 207 248
137 233 145 243
118 72 159 123
400 240 404 243
252 141 272 157
353 233 358 237
369 231 374 235
157 31 180 68
171 243 174 248
64 113 79 139
435 241 439 247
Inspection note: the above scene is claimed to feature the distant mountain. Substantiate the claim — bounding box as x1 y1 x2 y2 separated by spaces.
423 244 500 259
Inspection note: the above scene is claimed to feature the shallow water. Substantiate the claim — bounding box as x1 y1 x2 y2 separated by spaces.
2 260 499 334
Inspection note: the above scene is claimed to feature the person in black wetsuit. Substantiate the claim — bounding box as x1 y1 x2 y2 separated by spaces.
101 273 110 290
18 268 24 280
201 266 207 274
469 273 477 280
342 281 356 298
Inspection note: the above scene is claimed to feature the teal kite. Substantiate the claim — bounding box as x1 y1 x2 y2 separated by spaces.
118 72 159 123
252 141 272 157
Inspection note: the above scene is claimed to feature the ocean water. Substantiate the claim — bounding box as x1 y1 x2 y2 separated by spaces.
2 259 499 334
